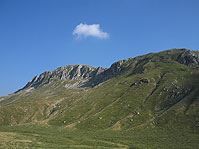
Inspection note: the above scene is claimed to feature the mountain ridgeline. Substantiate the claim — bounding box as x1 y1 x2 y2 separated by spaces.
21 65 106 90
0 49 199 131
21 57 132 90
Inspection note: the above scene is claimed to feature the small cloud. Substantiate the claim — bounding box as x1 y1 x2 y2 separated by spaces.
73 23 109 39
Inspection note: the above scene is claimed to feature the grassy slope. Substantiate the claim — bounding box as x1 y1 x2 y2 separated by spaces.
0 49 199 148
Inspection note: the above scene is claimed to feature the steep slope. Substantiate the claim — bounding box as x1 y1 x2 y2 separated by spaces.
0 49 199 131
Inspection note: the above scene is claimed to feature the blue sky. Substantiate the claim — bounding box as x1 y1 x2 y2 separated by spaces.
0 0 199 96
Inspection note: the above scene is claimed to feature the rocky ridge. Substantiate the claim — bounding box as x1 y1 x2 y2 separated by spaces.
21 49 199 91
22 65 106 90
21 58 134 90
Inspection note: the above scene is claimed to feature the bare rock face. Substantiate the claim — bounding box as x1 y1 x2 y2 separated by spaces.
80 58 134 87
108 58 132 75
177 50 199 66
22 65 106 89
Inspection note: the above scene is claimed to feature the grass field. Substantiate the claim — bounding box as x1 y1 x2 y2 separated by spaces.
0 125 198 149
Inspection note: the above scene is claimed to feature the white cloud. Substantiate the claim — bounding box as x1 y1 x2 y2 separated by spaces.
73 23 109 39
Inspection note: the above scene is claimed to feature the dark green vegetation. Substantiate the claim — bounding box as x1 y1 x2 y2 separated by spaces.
0 49 199 148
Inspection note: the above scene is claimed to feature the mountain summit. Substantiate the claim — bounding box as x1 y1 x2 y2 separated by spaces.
22 65 106 90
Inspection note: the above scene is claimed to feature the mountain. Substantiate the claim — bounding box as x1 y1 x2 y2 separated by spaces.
0 48 198 132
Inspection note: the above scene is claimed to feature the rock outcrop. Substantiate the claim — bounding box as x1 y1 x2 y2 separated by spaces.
80 58 134 87
177 50 199 66
22 65 106 89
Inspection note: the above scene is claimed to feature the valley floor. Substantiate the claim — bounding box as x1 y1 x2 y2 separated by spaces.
0 125 198 149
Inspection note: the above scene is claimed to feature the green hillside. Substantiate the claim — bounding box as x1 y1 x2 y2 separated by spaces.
0 49 199 148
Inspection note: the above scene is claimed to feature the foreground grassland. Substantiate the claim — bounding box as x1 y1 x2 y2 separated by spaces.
0 125 198 149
